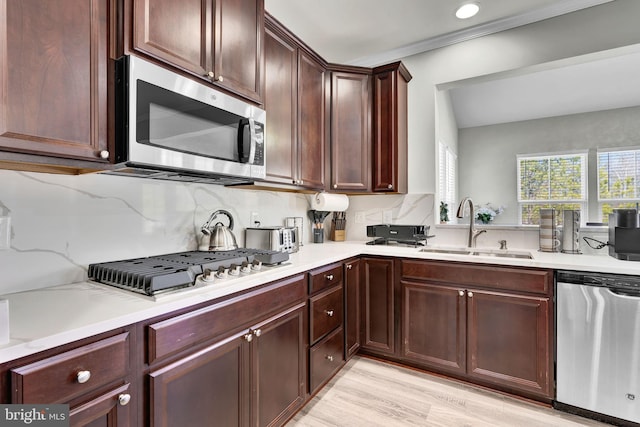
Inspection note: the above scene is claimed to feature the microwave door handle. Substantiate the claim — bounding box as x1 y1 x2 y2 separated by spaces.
247 118 257 165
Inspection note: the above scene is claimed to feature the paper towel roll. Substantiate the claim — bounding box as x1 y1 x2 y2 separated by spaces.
311 193 349 211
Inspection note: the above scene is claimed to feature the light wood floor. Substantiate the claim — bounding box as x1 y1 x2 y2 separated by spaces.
288 356 609 427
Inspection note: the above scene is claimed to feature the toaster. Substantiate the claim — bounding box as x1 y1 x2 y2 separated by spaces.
245 226 299 253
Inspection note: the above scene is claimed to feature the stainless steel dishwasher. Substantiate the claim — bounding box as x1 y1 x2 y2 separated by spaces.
556 270 640 424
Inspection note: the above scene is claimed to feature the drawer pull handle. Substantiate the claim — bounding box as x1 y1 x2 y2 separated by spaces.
325 310 334 317
458 290 465 297
326 355 334 362
76 370 91 384
244 333 253 342
253 329 262 337
118 394 131 406
326 274 334 281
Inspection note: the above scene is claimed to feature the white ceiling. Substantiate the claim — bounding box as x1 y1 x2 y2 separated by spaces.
264 0 613 66
449 47 640 128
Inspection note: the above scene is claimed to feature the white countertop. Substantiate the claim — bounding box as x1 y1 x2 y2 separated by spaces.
1 241 638 364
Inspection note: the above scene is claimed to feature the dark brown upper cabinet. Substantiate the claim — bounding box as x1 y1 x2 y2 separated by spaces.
263 15 327 190
329 66 372 193
0 0 112 170
372 62 412 193
131 0 264 104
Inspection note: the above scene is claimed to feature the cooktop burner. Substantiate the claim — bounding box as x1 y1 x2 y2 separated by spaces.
88 249 289 296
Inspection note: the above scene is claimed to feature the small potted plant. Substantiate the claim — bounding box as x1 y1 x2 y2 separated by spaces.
439 202 449 223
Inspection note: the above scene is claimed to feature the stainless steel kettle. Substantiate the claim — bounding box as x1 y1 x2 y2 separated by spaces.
201 210 238 251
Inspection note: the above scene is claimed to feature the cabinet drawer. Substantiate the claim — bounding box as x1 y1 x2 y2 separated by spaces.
11 333 129 404
310 285 343 344
310 327 344 394
148 274 306 364
309 263 343 294
401 260 552 295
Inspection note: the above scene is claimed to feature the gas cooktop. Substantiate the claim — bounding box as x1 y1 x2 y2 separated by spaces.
88 249 289 297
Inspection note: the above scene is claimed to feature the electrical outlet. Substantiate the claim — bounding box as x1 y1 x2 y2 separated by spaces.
0 216 10 250
355 211 365 224
250 212 260 227
383 210 393 224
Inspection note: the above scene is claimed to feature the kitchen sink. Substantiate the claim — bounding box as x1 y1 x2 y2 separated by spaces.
419 247 533 259
470 250 534 259
419 248 471 255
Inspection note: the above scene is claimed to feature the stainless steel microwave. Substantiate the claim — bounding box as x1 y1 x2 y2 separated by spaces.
110 55 266 185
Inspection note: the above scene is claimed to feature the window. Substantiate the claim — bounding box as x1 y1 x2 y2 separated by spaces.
517 152 587 225
439 141 457 218
598 148 640 222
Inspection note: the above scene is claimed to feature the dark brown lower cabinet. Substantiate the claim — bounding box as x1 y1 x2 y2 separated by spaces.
69 383 132 427
149 303 306 427
401 282 466 375
360 257 395 356
398 259 554 401
466 289 550 397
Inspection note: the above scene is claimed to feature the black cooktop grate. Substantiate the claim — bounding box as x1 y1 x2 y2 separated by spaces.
88 249 289 296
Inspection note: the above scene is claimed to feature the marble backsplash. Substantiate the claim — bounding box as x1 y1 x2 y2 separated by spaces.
0 170 314 295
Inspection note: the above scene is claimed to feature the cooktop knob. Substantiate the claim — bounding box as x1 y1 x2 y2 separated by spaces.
240 261 251 274
229 264 241 276
215 266 228 279
201 268 216 283
251 260 263 271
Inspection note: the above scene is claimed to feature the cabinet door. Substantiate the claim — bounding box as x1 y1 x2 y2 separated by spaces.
360 258 394 355
69 383 131 427
344 259 361 359
264 26 298 185
466 289 552 398
330 72 371 192
253 303 306 427
149 332 251 427
297 50 327 189
0 0 109 162
401 281 466 375
213 0 263 102
132 0 210 76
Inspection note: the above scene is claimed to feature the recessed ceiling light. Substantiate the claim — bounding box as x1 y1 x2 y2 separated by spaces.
456 2 480 19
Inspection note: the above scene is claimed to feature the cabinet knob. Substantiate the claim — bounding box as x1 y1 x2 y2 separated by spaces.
326 274 334 281
206 71 215 79
99 150 109 159
347 264 353 270
244 333 253 342
458 290 465 297
333 184 338 189
253 329 262 337
468 291 474 298
325 355 334 362
76 370 91 384
118 394 131 406
325 310 334 317
388 184 393 189
215 75 224 82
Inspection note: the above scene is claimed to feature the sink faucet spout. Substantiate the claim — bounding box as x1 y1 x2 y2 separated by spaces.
456 197 485 248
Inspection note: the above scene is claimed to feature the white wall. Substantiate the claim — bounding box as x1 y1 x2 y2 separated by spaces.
402 0 640 195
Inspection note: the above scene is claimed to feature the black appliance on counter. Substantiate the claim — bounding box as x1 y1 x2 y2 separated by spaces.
366 224 433 247
88 249 289 296
609 209 640 261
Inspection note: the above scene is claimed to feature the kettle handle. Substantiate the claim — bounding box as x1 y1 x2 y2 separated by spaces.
202 209 235 232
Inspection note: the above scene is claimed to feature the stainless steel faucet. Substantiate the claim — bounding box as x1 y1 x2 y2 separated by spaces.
456 197 486 248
